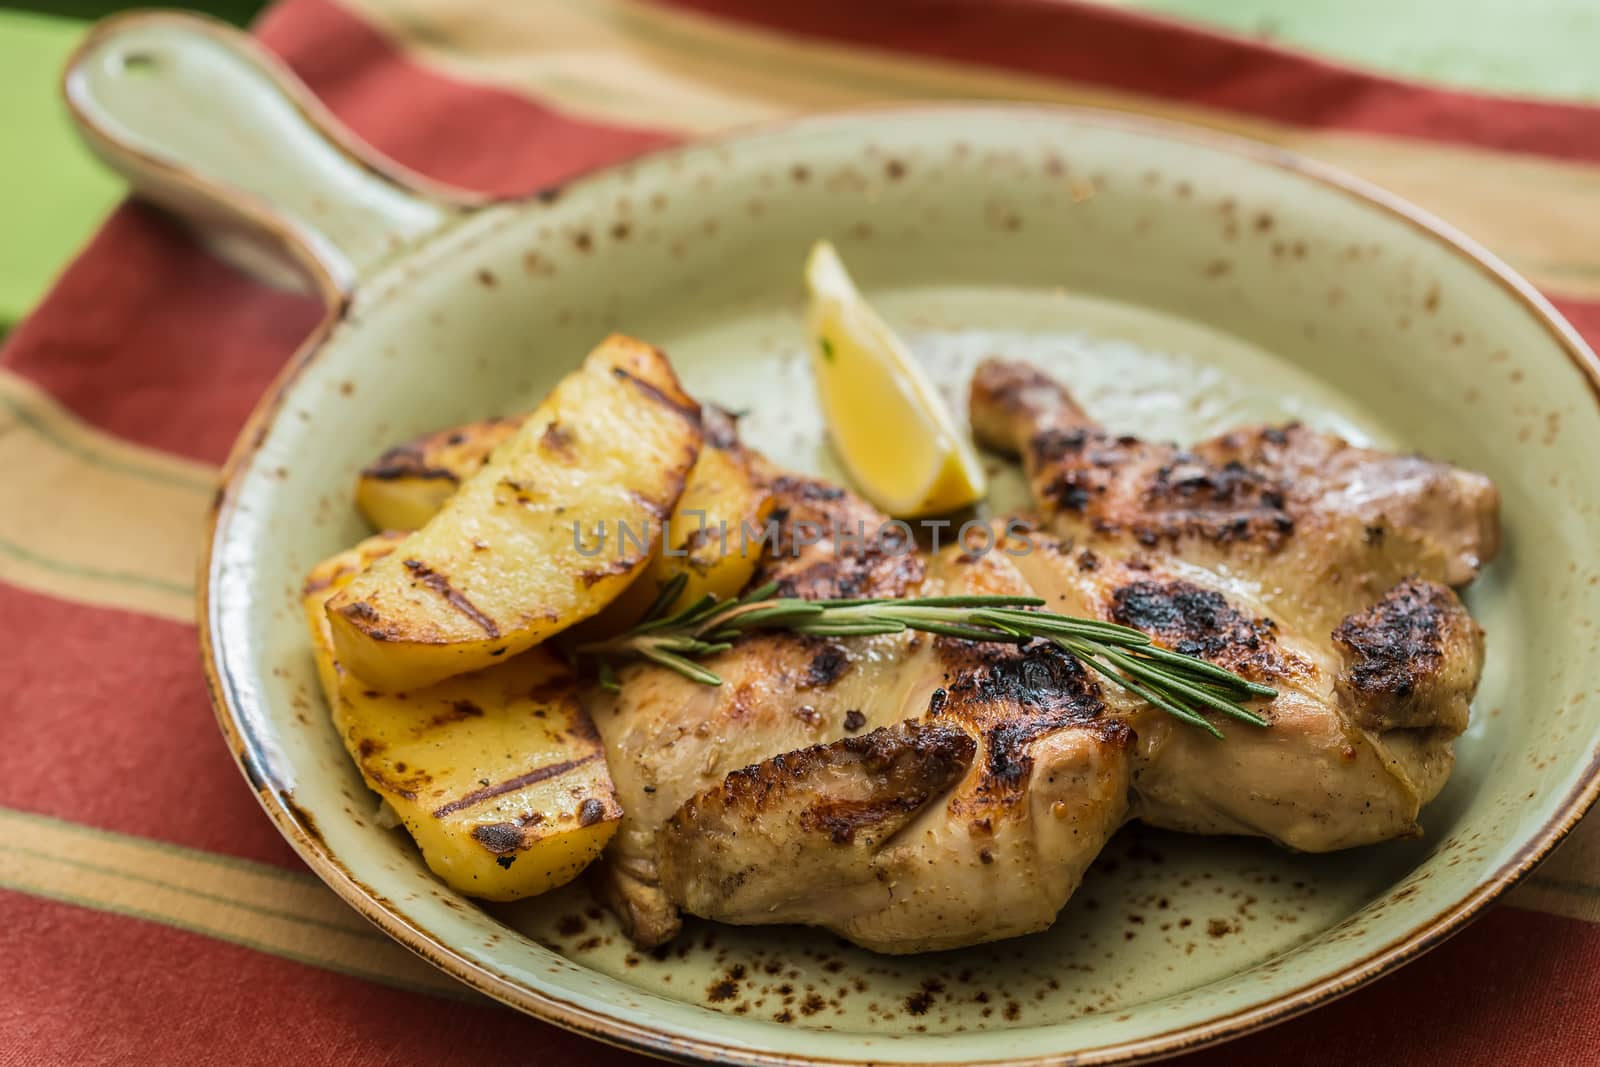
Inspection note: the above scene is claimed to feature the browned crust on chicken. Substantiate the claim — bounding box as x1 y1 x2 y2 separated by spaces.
972 357 1499 576
594 358 1500 952
753 475 924 599
673 720 975 846
1107 578 1293 682
1335 580 1452 692
1010 531 1315 689
968 358 1088 449
971 357 1500 655
655 721 976 927
1333 579 1483 733
1031 429 1297 551
928 641 1126 816
1197 423 1501 584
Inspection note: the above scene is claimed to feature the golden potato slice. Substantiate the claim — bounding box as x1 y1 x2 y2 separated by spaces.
606 405 776 621
304 534 621 901
327 335 703 690
355 415 524 531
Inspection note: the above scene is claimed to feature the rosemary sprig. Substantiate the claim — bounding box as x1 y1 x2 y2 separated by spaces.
578 575 1277 739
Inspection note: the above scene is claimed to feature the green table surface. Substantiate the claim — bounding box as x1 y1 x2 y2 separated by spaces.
3 0 1598 337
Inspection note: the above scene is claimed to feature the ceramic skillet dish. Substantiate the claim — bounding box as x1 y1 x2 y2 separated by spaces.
66 11 1600 1065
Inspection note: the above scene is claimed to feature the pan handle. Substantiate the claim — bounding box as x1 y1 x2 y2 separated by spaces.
62 10 480 298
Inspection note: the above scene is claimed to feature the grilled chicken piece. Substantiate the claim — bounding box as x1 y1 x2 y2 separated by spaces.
1007 531 1478 849
591 360 1495 954
589 477 1133 953
970 359 1499 638
972 359 1493 849
658 720 978 935
586 473 928 946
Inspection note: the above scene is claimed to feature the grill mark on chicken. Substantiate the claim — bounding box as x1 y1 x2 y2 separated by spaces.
1206 423 1307 468
932 641 1122 802
1030 430 1131 514
660 721 975 885
402 558 501 637
969 359 1089 437
1109 579 1291 680
1040 464 1099 514
801 794 931 844
432 751 602 817
1028 425 1297 549
1144 455 1294 545
790 722 974 842
1332 579 1481 734
1334 581 1446 697
754 475 924 600
773 476 847 505
1195 423 1500 587
651 723 979 939
766 552 923 600
973 356 1501 651
702 721 973 812
1029 427 1090 464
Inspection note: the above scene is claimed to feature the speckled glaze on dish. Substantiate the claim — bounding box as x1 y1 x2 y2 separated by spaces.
67 12 1600 1066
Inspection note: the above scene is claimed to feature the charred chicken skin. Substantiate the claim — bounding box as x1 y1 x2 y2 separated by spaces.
970 359 1493 852
586 360 1498 955
589 475 1134 953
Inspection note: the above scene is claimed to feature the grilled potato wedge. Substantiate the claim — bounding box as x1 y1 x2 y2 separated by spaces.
609 405 776 619
354 406 775 632
327 335 704 690
304 534 621 901
355 416 524 531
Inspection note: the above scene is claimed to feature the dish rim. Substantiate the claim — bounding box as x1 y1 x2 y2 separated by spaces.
174 85 1600 1065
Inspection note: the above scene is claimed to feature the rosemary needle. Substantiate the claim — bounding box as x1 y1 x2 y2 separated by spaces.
579 584 1276 738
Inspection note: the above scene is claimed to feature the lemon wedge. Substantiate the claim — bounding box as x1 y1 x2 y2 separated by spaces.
804 241 987 517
